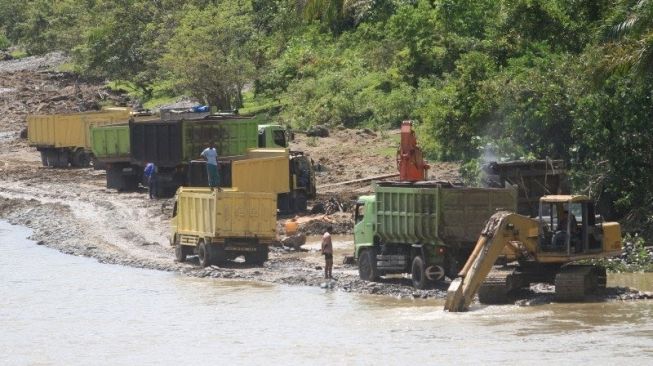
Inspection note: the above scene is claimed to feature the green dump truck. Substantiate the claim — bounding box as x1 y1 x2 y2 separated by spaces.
354 182 517 289
170 187 277 267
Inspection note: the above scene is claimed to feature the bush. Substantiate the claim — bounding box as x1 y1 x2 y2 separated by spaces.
592 234 653 273
0 32 9 50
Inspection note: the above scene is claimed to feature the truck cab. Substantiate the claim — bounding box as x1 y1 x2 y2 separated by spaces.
353 195 376 258
258 124 289 148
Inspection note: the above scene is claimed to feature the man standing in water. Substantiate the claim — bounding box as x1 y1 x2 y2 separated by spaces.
200 143 220 190
321 226 333 279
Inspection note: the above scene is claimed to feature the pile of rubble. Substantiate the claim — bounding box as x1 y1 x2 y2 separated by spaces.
0 53 128 134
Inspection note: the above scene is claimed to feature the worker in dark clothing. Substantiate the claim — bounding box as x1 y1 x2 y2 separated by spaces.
558 209 578 233
555 208 579 251
144 162 157 199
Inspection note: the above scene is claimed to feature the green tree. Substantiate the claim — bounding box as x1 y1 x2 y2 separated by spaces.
161 2 256 109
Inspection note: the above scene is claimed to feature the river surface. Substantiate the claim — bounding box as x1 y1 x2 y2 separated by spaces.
1 221 652 365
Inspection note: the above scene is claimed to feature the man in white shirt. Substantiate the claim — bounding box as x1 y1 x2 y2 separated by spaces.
200 143 220 190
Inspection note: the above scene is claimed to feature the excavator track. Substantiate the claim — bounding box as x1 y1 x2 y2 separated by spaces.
478 267 520 305
554 265 606 302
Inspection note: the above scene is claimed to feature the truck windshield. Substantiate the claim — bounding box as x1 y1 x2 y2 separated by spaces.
355 203 365 223
273 130 287 147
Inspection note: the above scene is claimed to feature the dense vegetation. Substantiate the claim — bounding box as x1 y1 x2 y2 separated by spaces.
1 0 652 238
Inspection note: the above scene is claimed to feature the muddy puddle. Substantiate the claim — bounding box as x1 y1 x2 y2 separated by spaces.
2 221 652 364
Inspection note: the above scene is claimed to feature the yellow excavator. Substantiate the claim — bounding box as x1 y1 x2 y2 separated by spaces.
444 195 622 312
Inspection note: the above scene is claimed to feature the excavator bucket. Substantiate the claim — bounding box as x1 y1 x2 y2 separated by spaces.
443 212 535 312
444 277 465 312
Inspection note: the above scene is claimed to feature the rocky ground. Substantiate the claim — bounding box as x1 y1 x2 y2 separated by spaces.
0 54 650 306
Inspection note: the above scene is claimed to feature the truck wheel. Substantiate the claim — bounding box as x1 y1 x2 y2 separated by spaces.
55 150 70 168
197 241 212 267
91 156 106 170
175 244 187 262
40 151 48 166
71 149 91 167
45 150 57 167
255 246 269 264
174 235 187 262
411 255 429 289
358 248 378 281
244 246 268 265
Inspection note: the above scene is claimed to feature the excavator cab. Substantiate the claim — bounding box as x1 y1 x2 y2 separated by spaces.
538 196 603 255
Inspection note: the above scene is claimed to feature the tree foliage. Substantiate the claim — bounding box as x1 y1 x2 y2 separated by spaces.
161 2 256 109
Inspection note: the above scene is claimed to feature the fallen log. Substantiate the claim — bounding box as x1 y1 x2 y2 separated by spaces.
317 173 399 189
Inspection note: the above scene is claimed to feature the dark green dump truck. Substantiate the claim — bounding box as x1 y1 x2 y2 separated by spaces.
130 115 259 196
354 182 517 289
90 114 290 194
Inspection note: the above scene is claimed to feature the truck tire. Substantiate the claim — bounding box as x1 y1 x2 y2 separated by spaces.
358 248 378 281
44 149 58 167
197 240 212 267
244 246 268 265
411 255 429 289
175 245 187 262
54 150 70 168
40 151 48 166
174 235 187 262
91 156 106 170
71 149 91 167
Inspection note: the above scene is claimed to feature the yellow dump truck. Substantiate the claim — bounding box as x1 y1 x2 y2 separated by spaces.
170 187 277 267
27 109 130 167
188 148 316 213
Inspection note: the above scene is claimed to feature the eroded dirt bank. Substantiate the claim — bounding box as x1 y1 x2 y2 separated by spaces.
1 54 650 305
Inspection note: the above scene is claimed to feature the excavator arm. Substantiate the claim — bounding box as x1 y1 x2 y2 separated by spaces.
444 212 540 312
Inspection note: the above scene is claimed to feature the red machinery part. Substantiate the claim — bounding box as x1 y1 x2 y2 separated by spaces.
396 121 429 181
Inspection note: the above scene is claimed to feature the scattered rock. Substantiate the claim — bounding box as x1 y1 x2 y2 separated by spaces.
281 233 307 249
0 51 12 61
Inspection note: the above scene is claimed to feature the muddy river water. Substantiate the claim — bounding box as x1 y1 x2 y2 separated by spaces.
1 221 652 365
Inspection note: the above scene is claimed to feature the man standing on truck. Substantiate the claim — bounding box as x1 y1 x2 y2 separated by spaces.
321 226 334 279
144 162 157 199
200 143 221 190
